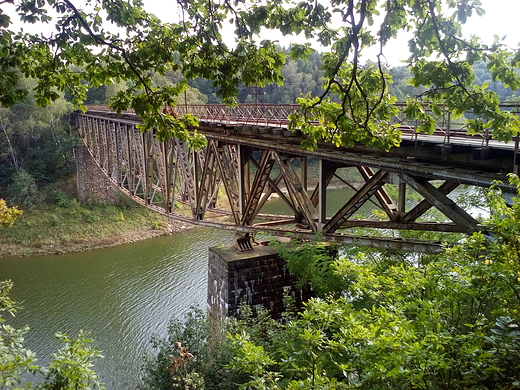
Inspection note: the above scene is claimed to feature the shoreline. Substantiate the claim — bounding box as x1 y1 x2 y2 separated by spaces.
0 203 197 258
0 219 196 258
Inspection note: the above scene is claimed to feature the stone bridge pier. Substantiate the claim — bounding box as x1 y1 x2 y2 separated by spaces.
75 145 119 203
207 243 309 322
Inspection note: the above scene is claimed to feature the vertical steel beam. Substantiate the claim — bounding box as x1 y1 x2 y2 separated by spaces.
237 145 247 220
318 159 327 224
301 157 308 192
398 182 406 215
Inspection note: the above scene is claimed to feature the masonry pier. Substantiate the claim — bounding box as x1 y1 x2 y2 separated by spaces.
75 145 119 203
207 243 306 322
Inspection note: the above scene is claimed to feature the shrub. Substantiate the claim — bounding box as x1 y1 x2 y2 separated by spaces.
6 169 39 209
0 280 104 389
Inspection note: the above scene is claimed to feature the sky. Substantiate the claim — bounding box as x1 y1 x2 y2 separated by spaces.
141 0 520 66
5 0 520 67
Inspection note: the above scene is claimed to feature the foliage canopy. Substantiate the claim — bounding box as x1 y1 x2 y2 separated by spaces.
2 0 520 149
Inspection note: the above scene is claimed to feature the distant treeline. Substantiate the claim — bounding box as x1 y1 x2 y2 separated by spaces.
82 50 520 105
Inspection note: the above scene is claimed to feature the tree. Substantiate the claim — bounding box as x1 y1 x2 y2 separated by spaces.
1 0 519 150
0 280 37 389
0 198 21 226
0 78 76 196
6 169 39 209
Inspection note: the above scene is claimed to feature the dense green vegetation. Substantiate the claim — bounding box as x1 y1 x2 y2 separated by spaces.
0 280 104 389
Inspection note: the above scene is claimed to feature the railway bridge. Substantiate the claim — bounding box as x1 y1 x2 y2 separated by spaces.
75 103 520 255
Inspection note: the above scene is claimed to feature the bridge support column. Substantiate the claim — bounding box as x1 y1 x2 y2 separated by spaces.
75 145 119 203
207 243 307 322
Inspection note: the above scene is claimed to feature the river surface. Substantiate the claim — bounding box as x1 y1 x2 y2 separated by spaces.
1 227 234 390
0 188 363 390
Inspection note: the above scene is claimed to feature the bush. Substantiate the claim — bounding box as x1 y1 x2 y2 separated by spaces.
140 307 269 390
0 280 104 389
0 199 22 227
51 189 70 207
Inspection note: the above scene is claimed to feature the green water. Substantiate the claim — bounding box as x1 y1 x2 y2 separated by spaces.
2 188 362 390
1 227 234 390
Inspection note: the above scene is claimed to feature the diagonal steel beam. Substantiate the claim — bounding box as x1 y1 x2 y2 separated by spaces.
401 180 460 223
241 150 276 225
273 153 318 230
399 174 481 233
357 166 400 221
323 169 388 233
194 143 221 220
212 142 241 223
176 139 197 216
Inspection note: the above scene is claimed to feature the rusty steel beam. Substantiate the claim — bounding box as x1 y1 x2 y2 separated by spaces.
401 180 460 223
399 174 481 234
323 169 388 234
358 166 400 221
240 150 276 226
338 219 467 232
273 152 318 230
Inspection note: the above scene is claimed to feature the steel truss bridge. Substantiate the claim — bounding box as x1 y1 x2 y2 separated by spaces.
76 103 520 254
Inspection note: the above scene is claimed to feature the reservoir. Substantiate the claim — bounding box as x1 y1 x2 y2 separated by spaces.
1 227 234 389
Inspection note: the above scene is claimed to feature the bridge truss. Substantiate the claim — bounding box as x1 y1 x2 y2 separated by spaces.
76 106 519 254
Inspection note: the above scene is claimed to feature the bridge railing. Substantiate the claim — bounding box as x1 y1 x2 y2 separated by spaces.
86 102 520 146
167 104 300 127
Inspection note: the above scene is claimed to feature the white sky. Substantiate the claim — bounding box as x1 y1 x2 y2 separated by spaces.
141 0 520 66
5 0 520 67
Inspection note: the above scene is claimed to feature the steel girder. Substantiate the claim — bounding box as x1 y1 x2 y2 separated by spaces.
76 111 516 254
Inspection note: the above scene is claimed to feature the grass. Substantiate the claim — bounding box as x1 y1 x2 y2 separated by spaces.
0 195 172 258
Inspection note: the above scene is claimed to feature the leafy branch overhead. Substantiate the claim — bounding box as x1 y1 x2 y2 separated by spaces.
1 0 520 149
